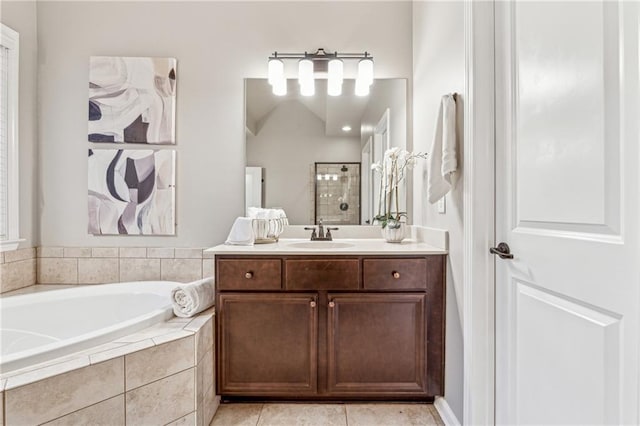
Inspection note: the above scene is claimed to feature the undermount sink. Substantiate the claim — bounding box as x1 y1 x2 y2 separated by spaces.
287 241 355 250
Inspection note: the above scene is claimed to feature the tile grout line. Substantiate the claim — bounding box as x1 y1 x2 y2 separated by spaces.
344 403 349 426
33 393 123 424
254 403 265 426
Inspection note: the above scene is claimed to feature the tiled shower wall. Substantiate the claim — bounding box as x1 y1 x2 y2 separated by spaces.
0 248 37 293
36 247 215 285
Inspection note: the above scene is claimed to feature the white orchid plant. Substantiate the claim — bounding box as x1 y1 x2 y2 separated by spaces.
371 147 428 229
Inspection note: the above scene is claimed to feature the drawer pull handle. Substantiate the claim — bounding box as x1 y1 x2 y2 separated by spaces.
244 271 254 279
310 301 316 308
392 271 401 279
329 301 335 308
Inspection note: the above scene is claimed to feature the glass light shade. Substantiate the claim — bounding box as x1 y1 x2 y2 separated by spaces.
327 59 344 96
300 80 315 97
272 78 287 96
298 59 314 86
268 59 284 86
327 79 342 96
357 58 374 86
355 78 370 96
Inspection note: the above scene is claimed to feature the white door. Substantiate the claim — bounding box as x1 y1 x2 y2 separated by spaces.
495 2 639 424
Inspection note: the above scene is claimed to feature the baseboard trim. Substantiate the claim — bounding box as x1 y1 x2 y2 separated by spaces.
435 396 461 426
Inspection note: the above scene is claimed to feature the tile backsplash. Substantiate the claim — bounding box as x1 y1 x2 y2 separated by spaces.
36 247 214 285
0 248 37 293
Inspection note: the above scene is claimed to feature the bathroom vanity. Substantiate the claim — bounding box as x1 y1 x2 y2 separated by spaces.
208 239 446 401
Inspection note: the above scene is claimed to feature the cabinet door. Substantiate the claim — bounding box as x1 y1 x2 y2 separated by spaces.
218 293 318 396
327 293 427 396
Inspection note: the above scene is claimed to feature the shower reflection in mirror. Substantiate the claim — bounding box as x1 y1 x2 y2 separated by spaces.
314 162 361 225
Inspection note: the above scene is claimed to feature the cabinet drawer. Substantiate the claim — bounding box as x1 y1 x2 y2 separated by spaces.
217 259 281 290
363 258 427 290
285 259 359 290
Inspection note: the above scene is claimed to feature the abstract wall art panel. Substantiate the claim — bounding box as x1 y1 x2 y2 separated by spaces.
88 56 176 144
88 149 176 235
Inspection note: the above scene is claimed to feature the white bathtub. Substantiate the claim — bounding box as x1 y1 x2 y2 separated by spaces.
0 281 178 374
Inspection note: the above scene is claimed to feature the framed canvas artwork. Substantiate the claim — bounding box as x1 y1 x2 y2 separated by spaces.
89 56 176 144
88 149 176 235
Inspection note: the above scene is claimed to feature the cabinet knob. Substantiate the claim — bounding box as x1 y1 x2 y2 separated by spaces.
392 271 400 279
329 301 335 308
310 300 316 308
244 271 253 279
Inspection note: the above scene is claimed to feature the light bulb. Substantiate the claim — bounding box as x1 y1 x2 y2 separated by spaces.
355 78 370 96
300 81 315 97
328 80 342 97
268 59 284 86
327 59 343 96
298 58 314 87
272 78 287 96
357 58 374 86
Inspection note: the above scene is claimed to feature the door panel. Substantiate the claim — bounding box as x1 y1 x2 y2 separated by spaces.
514 281 621 424
217 293 318 396
514 2 615 230
326 293 427 396
495 1 639 424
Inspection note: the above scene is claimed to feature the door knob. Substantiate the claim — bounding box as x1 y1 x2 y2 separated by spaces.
490 242 514 259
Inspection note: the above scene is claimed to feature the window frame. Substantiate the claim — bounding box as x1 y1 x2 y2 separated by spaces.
0 23 22 252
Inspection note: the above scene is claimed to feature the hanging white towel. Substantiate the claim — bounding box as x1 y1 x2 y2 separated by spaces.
427 94 458 204
171 277 215 318
225 217 255 245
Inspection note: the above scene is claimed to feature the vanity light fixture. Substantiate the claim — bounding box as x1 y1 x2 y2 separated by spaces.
268 48 373 97
267 58 287 96
341 125 352 132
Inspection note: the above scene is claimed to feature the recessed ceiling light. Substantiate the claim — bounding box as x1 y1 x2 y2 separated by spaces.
342 125 352 132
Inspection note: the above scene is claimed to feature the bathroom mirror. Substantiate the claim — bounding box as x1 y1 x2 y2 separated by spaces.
245 78 407 225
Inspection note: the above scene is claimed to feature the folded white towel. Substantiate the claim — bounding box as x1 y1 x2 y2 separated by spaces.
225 216 255 245
427 94 458 204
171 277 215 318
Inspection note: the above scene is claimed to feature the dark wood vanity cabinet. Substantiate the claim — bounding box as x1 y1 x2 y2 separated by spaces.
327 293 427 396
215 254 445 401
217 293 318 396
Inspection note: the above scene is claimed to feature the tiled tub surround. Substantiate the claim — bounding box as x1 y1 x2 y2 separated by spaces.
0 248 37 293
37 247 215 285
0 307 218 425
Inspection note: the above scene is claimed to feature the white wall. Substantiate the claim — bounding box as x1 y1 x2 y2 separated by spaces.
35 1 412 247
246 100 360 224
1 1 39 248
412 1 465 422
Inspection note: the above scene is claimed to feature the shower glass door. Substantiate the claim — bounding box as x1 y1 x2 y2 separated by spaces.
314 162 361 225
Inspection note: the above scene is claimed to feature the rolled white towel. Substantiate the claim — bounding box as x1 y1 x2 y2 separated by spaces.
247 207 287 220
171 277 215 318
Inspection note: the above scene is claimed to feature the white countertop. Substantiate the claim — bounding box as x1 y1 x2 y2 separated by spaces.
205 238 447 256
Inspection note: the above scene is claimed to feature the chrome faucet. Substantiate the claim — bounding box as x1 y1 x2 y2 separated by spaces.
304 219 338 241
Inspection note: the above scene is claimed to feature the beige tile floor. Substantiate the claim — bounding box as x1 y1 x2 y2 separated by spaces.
210 403 444 426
